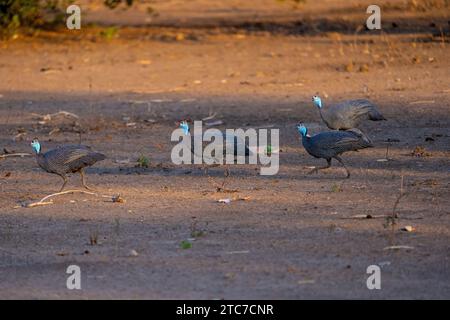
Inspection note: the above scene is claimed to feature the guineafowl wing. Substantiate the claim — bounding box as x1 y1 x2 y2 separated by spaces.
345 128 373 146
314 131 371 156
334 99 371 121
62 148 93 165
45 145 105 174
64 148 105 172
339 99 385 123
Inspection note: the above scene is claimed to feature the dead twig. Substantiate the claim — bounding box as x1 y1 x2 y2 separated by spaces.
207 173 238 193
342 214 388 219
25 189 120 208
202 112 217 121
342 214 423 220
384 175 405 245
383 245 414 251
0 153 32 159
32 110 80 122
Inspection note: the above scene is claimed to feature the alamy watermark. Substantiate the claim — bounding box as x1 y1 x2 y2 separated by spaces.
171 121 279 176
66 264 81 290
66 5 81 30
366 265 381 290
366 5 381 30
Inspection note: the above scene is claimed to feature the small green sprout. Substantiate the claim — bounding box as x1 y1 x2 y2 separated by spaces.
180 240 192 249
136 155 150 168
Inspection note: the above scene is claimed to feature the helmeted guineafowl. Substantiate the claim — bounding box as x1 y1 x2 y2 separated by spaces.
31 138 106 191
296 123 373 178
178 120 252 176
312 95 386 130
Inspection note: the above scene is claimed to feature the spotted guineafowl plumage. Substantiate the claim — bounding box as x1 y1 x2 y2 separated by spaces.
312 95 386 130
297 123 373 178
31 139 106 191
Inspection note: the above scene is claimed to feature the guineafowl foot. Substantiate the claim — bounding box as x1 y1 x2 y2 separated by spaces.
334 156 351 179
308 159 332 175
80 169 96 191
83 184 94 191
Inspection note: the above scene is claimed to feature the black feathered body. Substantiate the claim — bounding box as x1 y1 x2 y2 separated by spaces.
302 129 373 160
36 145 106 176
319 99 386 130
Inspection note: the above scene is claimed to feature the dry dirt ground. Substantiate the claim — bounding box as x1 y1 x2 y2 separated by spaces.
0 0 449 299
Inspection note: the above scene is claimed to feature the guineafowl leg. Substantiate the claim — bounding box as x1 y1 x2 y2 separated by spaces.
59 175 68 192
218 165 231 190
80 169 93 190
308 159 331 175
202 164 209 175
334 156 350 178
224 166 230 178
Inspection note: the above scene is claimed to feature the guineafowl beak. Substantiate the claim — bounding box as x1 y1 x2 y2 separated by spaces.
31 139 41 154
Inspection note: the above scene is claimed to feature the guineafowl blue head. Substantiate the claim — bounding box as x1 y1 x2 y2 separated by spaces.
296 123 308 137
179 120 190 135
312 95 322 109
31 138 41 154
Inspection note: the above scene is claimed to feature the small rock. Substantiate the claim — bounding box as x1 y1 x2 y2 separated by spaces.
129 249 139 257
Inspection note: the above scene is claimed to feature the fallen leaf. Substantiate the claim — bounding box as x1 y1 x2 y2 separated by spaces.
401 226 415 232
112 195 125 203
411 146 431 157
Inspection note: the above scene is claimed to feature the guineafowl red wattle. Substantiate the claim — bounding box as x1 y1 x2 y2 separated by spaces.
31 139 106 191
297 123 373 178
312 95 386 130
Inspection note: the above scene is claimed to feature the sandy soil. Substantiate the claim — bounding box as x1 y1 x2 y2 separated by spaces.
0 0 449 299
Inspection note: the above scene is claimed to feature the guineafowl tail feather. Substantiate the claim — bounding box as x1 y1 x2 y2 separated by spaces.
369 111 386 121
346 128 374 148
91 152 106 162
368 106 386 121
